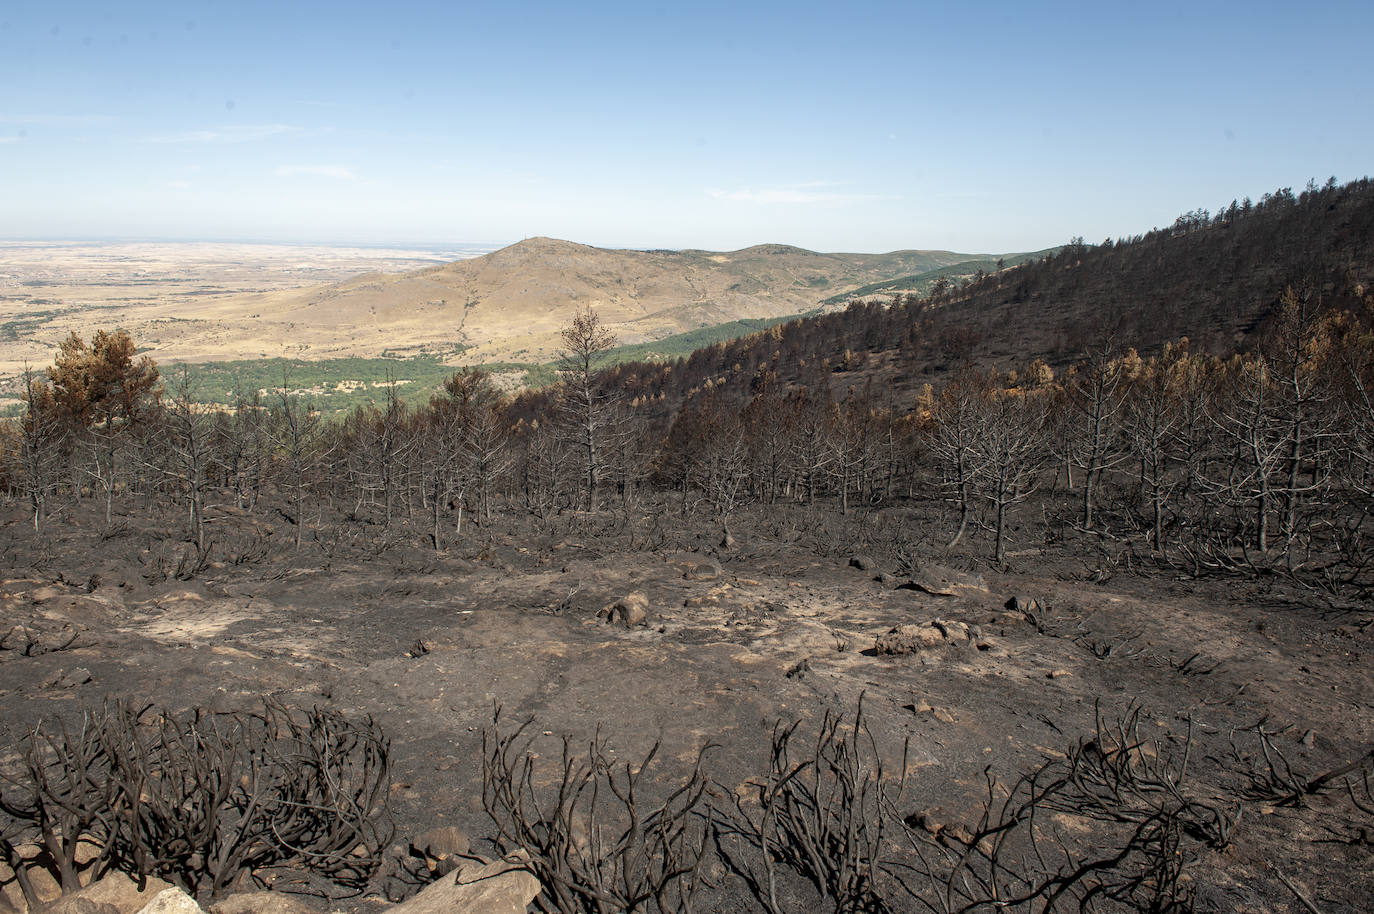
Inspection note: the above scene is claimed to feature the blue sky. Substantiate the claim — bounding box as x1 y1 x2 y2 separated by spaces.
2 1 1370 253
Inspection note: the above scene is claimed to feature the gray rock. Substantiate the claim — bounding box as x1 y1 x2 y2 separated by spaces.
34 898 118 914
900 563 984 596
408 825 472 876
667 553 721 581
206 896 321 914
598 592 649 628
410 825 471 861
875 620 973 655
39 873 175 914
848 555 876 571
133 889 202 914
390 854 539 914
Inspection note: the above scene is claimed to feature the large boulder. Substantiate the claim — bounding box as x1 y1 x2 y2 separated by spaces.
45 873 175 914
390 855 539 914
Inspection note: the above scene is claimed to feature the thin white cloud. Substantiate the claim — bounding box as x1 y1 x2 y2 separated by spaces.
166 180 192 189
0 136 19 145
273 164 356 180
707 183 898 204
0 114 116 127
147 124 301 144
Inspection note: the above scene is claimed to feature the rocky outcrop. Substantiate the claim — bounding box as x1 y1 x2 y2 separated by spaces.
875 619 980 655
133 889 201 914
598 592 648 628
206 894 321 914
389 854 538 914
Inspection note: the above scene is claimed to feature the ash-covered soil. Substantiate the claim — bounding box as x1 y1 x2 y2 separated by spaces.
1 499 1370 913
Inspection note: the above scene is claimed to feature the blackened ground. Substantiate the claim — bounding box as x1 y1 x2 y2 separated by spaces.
0 495 1370 913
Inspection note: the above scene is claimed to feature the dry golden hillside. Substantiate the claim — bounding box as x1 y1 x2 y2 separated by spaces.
0 238 978 376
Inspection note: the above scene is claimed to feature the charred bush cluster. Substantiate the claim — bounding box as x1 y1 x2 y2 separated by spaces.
7 697 1371 912
0 699 391 903
478 699 1366 914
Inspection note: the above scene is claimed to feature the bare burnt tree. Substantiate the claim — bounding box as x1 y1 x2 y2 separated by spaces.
1330 309 1374 589
219 388 269 511
268 368 333 549
558 306 620 512
1065 338 1129 530
451 369 512 528
969 382 1048 564
342 376 416 526
416 368 507 548
662 396 750 521
158 365 216 552
1122 345 1185 551
1261 288 1338 571
516 416 572 523
828 389 880 516
15 365 67 532
789 386 833 507
929 370 988 549
742 378 794 504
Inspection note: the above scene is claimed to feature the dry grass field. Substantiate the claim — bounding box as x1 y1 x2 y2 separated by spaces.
0 241 491 380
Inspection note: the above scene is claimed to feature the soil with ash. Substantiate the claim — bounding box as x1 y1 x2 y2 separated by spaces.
1 498 1370 913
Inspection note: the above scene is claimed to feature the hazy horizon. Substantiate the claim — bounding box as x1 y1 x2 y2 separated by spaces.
3 1 1370 253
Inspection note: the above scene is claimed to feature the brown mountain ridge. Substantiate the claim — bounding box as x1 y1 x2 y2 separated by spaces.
106 238 991 365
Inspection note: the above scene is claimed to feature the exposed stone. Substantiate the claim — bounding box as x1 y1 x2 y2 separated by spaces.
848 555 876 572
906 807 969 842
51 597 112 627
407 825 472 876
2 865 61 910
899 564 984 596
1046 669 1072 679
410 825 471 861
667 553 721 581
132 888 202 914
683 584 732 608
34 897 118 914
1006 594 1041 614
43 669 93 689
56 872 175 914
875 620 973 655
206 893 322 914
28 586 64 605
390 854 539 914
598 592 648 628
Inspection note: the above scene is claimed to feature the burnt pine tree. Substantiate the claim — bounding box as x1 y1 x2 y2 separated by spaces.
17 365 66 531
48 330 160 523
557 306 619 511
